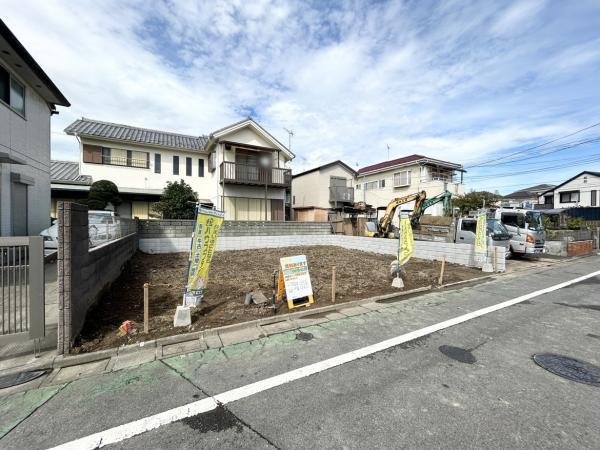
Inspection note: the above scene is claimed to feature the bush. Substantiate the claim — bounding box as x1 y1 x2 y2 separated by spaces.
152 180 197 219
453 191 500 215
87 180 121 210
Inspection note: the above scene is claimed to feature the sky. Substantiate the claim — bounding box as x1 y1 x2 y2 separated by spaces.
3 0 600 194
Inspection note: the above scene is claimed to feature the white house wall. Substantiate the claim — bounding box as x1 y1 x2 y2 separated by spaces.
538 173 600 208
0 54 52 235
291 170 320 208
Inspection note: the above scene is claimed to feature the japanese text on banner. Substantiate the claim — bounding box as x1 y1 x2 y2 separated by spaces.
398 215 414 266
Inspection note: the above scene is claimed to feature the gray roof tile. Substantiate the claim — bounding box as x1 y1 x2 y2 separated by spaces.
64 118 209 151
51 160 92 184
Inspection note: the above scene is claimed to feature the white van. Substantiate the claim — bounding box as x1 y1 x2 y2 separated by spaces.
40 211 121 249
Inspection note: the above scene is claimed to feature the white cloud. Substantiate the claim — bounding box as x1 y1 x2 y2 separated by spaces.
2 0 600 194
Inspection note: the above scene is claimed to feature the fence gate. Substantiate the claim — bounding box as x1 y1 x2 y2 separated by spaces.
0 236 45 347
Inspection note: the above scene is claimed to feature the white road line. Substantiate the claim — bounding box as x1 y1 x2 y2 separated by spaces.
50 269 600 450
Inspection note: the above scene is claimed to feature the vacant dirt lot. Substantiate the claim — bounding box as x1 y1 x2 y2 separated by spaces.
74 246 483 352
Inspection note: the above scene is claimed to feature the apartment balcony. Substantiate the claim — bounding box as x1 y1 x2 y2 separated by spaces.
329 186 354 204
219 161 291 187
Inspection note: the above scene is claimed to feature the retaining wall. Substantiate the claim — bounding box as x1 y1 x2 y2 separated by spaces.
137 219 332 238
57 202 138 354
567 240 594 257
139 234 505 271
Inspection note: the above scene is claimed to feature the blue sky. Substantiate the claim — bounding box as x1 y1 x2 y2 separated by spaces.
3 0 600 194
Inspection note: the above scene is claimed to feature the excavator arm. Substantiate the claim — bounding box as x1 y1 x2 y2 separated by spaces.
378 191 426 236
411 190 452 227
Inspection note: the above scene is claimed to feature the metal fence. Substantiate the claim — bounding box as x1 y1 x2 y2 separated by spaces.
0 236 45 345
546 229 594 242
89 218 137 248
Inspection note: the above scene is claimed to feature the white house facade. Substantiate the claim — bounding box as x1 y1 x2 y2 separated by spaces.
0 19 70 236
538 171 600 208
356 155 465 220
60 117 293 220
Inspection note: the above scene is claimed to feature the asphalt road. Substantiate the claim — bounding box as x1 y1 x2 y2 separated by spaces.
2 256 600 449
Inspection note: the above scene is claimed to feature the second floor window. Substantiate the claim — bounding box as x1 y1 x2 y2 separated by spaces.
186 157 192 176
364 181 378 190
173 156 179 175
155 154 161 173
0 65 25 116
393 170 411 187
198 159 205 177
559 191 579 203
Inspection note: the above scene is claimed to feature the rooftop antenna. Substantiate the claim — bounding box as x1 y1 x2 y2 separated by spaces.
283 127 294 151
387 144 391 160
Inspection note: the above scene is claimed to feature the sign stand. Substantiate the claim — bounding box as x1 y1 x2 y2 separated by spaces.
279 255 315 310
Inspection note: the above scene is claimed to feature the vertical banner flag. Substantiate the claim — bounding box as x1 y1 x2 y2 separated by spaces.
398 214 414 266
474 211 487 261
184 206 225 306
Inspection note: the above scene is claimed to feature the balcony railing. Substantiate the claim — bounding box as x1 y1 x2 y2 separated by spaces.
220 161 291 187
329 186 354 204
101 155 149 169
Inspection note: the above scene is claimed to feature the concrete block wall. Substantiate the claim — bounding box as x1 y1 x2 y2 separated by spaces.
137 219 332 238
57 202 138 355
138 234 505 271
567 240 593 257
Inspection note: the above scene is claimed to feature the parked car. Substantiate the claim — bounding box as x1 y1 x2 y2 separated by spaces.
490 208 545 257
40 211 121 249
455 217 511 258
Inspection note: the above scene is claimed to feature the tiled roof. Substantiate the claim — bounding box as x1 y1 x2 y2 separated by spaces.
51 160 91 184
358 154 463 175
504 184 555 199
292 160 357 178
64 118 209 151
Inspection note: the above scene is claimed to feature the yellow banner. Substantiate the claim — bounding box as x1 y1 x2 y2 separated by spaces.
185 207 224 299
399 216 414 265
475 213 487 254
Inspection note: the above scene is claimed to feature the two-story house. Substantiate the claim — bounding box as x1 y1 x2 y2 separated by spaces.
61 117 293 220
356 154 465 220
291 160 357 221
0 19 70 235
538 171 600 209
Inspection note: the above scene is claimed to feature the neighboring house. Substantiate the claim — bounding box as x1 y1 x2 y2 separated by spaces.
0 19 70 236
292 160 357 221
62 117 293 220
50 160 92 218
537 171 600 208
356 154 465 219
502 184 554 209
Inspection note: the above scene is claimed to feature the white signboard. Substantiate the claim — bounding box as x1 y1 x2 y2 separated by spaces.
279 255 313 300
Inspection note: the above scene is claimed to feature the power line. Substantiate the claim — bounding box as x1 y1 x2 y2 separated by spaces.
467 156 600 180
465 120 600 169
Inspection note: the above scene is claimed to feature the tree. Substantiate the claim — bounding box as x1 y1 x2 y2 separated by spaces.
87 180 122 210
152 180 197 219
453 191 500 215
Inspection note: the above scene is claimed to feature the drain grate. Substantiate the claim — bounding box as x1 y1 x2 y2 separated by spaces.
533 353 600 387
296 332 314 342
0 370 46 390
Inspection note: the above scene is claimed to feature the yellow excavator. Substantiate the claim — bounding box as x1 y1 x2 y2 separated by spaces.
364 191 426 238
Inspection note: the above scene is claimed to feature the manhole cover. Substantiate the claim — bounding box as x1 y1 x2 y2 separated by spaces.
533 353 600 386
0 370 46 390
439 345 476 364
296 332 313 342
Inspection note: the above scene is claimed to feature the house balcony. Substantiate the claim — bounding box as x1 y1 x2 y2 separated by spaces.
219 161 291 187
329 186 354 204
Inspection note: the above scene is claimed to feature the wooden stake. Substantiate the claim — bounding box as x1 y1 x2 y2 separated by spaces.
331 266 337 303
438 256 446 286
143 283 149 334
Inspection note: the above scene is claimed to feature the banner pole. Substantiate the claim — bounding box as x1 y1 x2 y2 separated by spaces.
182 202 200 306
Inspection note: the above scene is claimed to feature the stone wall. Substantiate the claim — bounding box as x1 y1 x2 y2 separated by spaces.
137 219 332 238
57 202 138 354
139 234 505 271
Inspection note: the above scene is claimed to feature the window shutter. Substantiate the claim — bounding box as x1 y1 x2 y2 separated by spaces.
83 144 102 163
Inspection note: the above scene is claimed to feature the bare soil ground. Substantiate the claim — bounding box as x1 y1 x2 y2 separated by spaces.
74 246 483 352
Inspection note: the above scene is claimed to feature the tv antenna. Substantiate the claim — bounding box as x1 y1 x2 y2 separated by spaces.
283 127 294 151
387 144 391 160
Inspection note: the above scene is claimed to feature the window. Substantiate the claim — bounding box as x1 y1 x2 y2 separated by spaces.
364 181 378 190
393 170 411 187
379 179 386 189
292 195 296 205
592 190 597 207
501 213 525 228
461 220 476 233
356 184 361 190
186 157 192 176
559 191 579 203
173 156 179 175
102 147 111 163
155 154 161 173
198 159 205 177
544 195 553 205
0 65 25 116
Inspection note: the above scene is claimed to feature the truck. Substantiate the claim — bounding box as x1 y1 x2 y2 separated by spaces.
489 208 545 257
454 217 512 258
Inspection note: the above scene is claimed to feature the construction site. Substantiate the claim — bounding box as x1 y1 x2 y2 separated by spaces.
73 246 483 352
